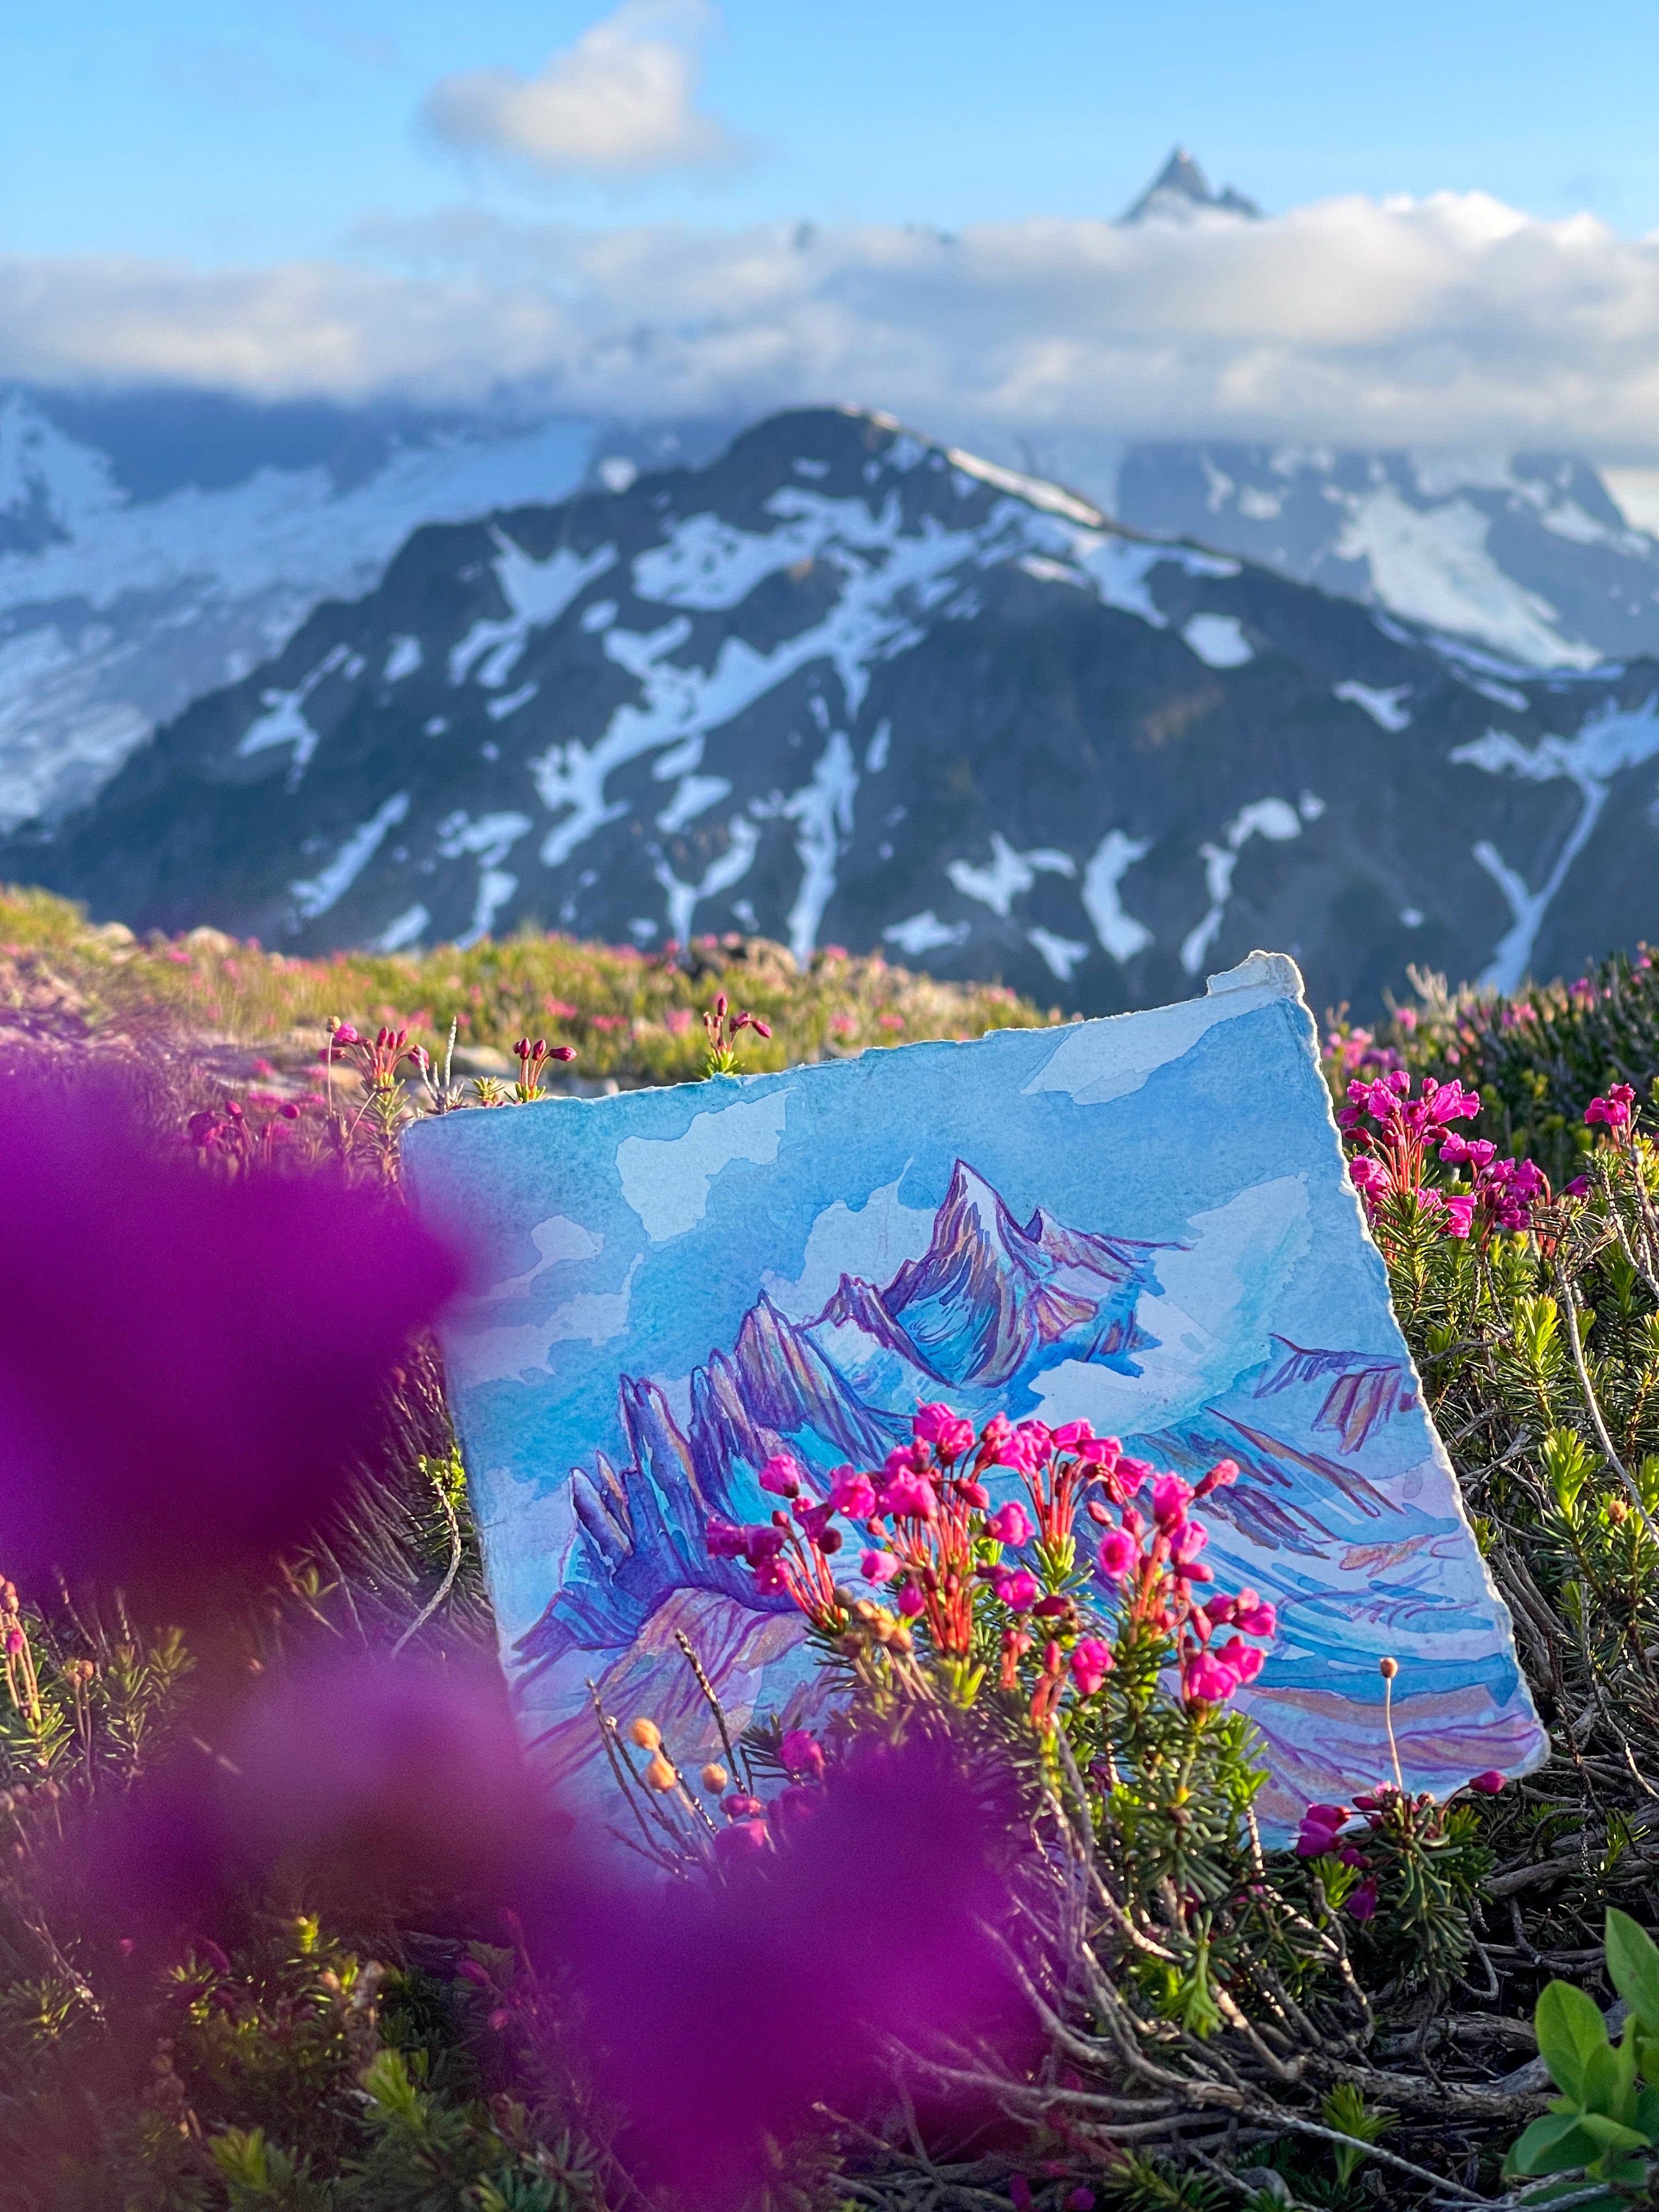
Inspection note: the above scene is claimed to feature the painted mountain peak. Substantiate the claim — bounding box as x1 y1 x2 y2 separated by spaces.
518 1157 1163 1689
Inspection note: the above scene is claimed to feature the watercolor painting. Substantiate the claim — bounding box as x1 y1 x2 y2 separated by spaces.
402 952 1546 1838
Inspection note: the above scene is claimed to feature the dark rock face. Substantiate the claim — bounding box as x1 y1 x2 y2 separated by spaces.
7 407 1658 1017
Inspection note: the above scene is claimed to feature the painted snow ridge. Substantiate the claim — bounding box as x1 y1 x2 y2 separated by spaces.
9 405 1659 1022
1114 442 1659 670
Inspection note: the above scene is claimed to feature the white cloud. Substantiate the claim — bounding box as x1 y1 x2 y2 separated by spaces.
422 1 741 181
761 1172 937 1321
1024 951 1301 1108
616 1087 789 1241
7 190 1659 459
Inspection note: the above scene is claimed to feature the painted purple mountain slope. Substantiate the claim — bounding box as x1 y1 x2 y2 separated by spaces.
1256 1336 1419 1453
883 1162 1163 1387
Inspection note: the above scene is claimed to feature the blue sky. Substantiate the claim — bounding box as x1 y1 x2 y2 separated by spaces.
4 0 1656 263
4 3 1659 460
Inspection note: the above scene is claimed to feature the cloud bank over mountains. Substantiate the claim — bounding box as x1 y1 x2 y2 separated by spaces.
6 187 1659 458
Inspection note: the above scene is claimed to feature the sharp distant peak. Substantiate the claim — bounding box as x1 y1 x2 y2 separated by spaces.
1120 146 1262 225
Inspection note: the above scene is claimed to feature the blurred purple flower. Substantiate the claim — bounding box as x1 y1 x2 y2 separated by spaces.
556 1733 1028 2204
0 1066 465 1600
66 1651 546 1956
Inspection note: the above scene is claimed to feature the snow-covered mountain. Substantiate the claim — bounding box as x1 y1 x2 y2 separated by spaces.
0 385 735 827
1110 443 1659 671
1119 147 1261 223
9 406 1657 1017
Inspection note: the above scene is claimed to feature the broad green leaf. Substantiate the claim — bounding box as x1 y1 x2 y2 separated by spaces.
1575 2112 1650 2154
1607 1910 1659 2036
1505 2112 1596 2177
1583 2029 1640 2118
1537 1978 1612 2101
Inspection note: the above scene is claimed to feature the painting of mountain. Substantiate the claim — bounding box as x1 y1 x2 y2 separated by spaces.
402 953 1545 1842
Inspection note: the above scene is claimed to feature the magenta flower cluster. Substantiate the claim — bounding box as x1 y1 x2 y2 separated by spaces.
1090 1462 1277 1708
709 1406 1279 1728
1585 1082 1637 1130
1339 1069 1547 1240
1294 1768 1505 1922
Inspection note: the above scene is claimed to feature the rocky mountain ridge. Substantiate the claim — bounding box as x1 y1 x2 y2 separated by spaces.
7 406 1656 1017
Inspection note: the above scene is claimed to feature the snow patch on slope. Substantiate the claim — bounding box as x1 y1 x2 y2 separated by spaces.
1334 488 1601 670
1452 696 1659 989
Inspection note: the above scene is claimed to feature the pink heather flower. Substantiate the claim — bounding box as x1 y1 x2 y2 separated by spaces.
743 1526 786 1565
1116 1455 1152 1490
1469 1769 1506 1795
985 1500 1034 1547
913 1403 974 1459
992 1568 1041 1612
1183 1650 1239 1706
780 1730 825 1782
1439 1194 1475 1239
1586 1084 1637 1127
1565 1174 1591 1198
1095 1527 1137 1581
1295 1806 1347 1857
706 1517 748 1559
1439 1133 1496 1168
1215 1637 1265 1685
828 1466 878 1519
714 1818 771 1863
1348 1154 1387 1193
1150 1474 1193 1527
752 1558 789 1596
882 1442 928 1479
896 1583 926 1617
877 1472 937 1520
1069 1638 1114 1697
1231 1590 1277 1638
976 1413 1014 1459
1052 1419 1096 1449
1194 1457 1239 1498
861 1548 900 1584
1170 1519 1207 1567
759 1453 803 1498
723 1794 764 1818
1346 1881 1379 1922
1000 1426 1051 1477
793 1501 840 1551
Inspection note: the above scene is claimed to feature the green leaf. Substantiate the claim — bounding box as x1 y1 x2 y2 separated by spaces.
1582 2033 1639 2119
1576 2112 1651 2154
1537 1978 1612 2100
1504 2112 1596 2179
1607 1910 1659 2036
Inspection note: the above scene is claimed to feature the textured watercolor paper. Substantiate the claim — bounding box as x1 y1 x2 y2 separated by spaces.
402 953 1545 1836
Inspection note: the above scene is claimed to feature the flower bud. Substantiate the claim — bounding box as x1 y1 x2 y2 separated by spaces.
643 1751 678 1791
701 1762 729 1793
1378 1655 1398 1680
628 1717 661 1751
